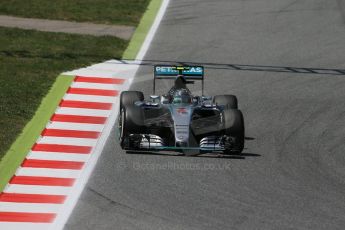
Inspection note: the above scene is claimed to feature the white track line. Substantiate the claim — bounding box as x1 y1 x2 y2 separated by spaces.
4 185 71 195
136 0 170 61
26 151 90 162
46 122 104 132
64 69 123 78
84 61 136 72
16 168 81 178
55 107 111 117
37 136 97 146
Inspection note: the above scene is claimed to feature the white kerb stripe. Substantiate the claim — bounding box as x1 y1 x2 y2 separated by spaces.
16 167 81 178
55 107 111 117
63 94 117 103
0 223 52 230
47 122 104 132
71 82 123 90
37 136 97 146
4 185 71 195
27 151 90 162
0 202 62 213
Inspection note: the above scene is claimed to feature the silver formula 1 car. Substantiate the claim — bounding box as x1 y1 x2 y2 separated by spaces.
118 66 245 155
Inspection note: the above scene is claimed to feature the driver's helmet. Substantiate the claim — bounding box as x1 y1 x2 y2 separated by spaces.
173 89 192 104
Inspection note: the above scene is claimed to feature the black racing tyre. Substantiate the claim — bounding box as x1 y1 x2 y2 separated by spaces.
118 91 144 148
120 91 144 111
222 109 244 154
213 95 238 109
119 105 145 149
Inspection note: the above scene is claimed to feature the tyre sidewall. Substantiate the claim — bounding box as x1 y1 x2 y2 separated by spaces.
213 95 238 109
223 109 245 153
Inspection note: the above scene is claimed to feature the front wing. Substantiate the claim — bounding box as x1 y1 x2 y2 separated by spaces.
122 134 227 153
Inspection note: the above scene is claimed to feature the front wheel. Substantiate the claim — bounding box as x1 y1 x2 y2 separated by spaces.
222 109 245 154
119 105 145 149
120 91 144 112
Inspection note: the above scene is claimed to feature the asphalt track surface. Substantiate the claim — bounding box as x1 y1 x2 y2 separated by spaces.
65 0 345 229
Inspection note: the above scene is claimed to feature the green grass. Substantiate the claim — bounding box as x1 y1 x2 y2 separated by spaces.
0 27 128 160
0 74 74 191
123 0 162 59
0 0 151 26
0 0 160 192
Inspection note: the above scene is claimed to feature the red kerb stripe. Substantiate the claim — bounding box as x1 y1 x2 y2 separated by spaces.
51 114 106 124
67 87 118 96
0 212 56 223
75 76 125 84
0 193 66 204
59 100 113 110
22 159 84 170
42 128 100 139
32 143 91 154
9 176 75 186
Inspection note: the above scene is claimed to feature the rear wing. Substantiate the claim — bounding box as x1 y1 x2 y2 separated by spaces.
153 65 205 94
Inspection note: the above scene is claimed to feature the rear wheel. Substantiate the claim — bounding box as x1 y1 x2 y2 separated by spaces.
222 109 244 154
213 95 238 109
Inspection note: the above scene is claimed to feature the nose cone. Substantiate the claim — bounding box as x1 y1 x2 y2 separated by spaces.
176 141 188 147
171 105 193 147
